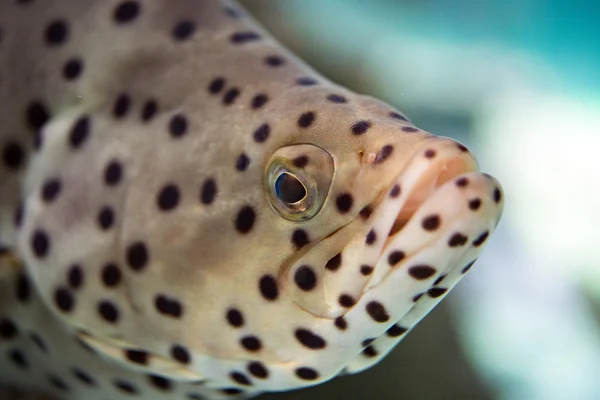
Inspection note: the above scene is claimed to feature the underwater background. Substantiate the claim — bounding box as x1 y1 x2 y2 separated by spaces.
241 1 600 399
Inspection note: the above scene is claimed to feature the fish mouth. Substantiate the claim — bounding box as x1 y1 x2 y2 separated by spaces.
385 139 478 241
284 137 487 319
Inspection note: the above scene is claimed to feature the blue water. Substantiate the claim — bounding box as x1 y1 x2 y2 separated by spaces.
281 0 600 95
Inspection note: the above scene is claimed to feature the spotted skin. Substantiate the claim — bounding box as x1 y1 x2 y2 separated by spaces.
0 1 504 399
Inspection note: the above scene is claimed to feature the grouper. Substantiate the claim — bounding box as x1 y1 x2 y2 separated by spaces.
0 0 504 399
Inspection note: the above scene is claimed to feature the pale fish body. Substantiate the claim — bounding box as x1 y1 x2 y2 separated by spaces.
0 0 504 399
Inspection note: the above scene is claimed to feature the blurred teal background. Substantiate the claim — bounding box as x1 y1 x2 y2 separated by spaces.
240 1 600 399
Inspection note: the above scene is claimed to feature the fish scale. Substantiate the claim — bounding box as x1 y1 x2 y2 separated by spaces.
0 0 503 399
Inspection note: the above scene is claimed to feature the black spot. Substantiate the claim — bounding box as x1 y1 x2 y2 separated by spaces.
362 345 378 358
461 260 476 274
125 349 148 365
456 177 469 187
104 160 123 185
327 94 347 103
472 231 489 247
200 178 217 205
235 153 250 171
240 336 262 352
114 380 138 394
351 120 371 135
296 77 318 86
448 233 468 247
338 294 355 308
494 187 502 203
226 308 244 328
188 394 207 400
62 57 83 81
113 94 131 118
31 229 50 258
16 273 30 303
408 265 436 280
97 206 115 230
54 287 74 312
360 265 374 276
155 294 183 318
297 112 315 128
292 155 309 168
0 318 18 339
469 198 482 211
424 149 436 158
67 264 83 290
390 184 401 198
428 287 448 298
222 88 240 105
457 143 469 152
230 371 251 386
433 274 446 286
235 206 256 234
291 229 309 249
114 1 140 23
386 324 407 337
26 100 49 132
208 77 225 94
422 215 441 231
325 253 342 271
169 114 188 137
48 375 69 391
72 367 95 386
362 338 375 347
295 367 319 381
359 205 373 219
172 20 196 40
259 274 278 301
336 193 353 213
388 250 405 266
366 301 389 323
157 184 180 211
251 94 268 109
365 230 377 245
253 123 270 143
41 178 61 203
413 293 424 302
102 263 122 287
334 316 347 330
44 19 68 45
171 344 191 364
13 203 24 227
143 377 171 393
220 388 244 395
374 145 394 164
230 31 261 44
389 111 408 121
295 328 326 349
2 141 25 170
264 55 285 67
247 361 268 379
126 242 149 271
402 126 419 133
141 99 158 122
294 265 317 291
98 301 119 323
69 116 90 148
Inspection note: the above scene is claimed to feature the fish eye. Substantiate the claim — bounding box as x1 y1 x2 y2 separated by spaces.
265 145 334 221
275 172 307 204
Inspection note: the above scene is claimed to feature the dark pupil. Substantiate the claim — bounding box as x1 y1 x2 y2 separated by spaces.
275 173 306 204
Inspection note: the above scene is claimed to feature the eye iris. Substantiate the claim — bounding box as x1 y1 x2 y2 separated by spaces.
275 173 306 204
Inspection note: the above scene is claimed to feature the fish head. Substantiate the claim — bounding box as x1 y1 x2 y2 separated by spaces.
16 66 503 395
